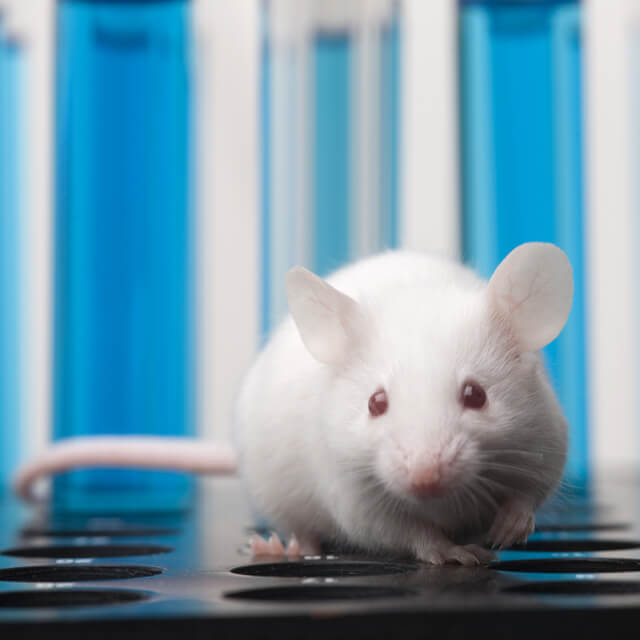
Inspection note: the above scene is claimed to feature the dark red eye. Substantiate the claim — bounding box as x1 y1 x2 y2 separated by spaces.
368 389 388 417
461 380 486 410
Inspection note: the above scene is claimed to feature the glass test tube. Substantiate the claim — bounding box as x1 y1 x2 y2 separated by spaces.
0 16 24 488
54 0 194 511
261 0 400 336
459 0 587 480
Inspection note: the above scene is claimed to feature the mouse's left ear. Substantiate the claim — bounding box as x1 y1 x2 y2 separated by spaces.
487 242 573 352
286 267 366 365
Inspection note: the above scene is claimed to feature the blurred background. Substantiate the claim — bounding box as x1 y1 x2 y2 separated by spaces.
0 0 633 508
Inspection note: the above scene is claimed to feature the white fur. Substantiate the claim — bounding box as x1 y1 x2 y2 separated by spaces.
15 244 570 564
236 247 569 559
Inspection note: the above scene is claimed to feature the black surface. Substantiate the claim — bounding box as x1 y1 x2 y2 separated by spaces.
508 539 640 552
230 560 417 577
0 474 640 639
2 544 173 558
20 527 177 538
0 565 163 582
492 557 640 573
225 585 417 601
0 589 149 608
504 581 640 595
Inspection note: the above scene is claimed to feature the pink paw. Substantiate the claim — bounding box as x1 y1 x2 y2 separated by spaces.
488 500 535 549
421 543 495 567
249 533 286 556
248 533 320 558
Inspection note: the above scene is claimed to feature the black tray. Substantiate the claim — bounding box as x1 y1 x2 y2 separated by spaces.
1 474 640 639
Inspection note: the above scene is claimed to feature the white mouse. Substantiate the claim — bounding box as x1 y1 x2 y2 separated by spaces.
15 242 572 566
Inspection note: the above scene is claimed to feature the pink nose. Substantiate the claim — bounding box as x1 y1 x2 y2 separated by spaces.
409 465 445 497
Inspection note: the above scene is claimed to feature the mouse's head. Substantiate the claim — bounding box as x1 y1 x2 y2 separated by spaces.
286 243 573 521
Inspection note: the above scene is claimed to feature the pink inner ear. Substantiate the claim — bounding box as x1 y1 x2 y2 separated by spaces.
488 243 573 352
285 266 364 365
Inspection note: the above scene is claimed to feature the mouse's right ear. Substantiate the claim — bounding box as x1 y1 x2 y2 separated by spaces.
487 242 573 352
286 267 365 365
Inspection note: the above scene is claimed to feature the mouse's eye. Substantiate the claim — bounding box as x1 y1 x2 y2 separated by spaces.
460 380 486 410
368 388 388 417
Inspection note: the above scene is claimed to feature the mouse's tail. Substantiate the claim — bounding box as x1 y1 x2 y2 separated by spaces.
13 436 238 502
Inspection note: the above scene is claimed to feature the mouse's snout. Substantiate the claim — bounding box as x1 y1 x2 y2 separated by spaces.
406 435 476 499
409 464 447 497
377 430 478 501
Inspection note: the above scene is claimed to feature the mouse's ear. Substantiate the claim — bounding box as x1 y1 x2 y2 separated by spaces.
487 242 573 352
286 267 365 365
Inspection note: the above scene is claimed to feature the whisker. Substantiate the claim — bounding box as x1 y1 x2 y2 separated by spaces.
481 444 563 458
457 485 482 525
466 478 500 512
474 473 524 499
482 448 544 459
479 461 542 480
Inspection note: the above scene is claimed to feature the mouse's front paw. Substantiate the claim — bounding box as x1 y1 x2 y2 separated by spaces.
488 499 535 549
419 543 495 567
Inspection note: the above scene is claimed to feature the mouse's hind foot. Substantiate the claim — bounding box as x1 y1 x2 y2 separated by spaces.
249 533 286 556
248 532 321 558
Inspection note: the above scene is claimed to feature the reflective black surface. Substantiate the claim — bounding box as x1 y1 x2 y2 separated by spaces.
0 565 163 582
493 557 640 573
2 544 173 558
0 589 149 608
230 560 417 577
0 474 639 638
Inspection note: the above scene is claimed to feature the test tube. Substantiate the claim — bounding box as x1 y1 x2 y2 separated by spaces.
0 9 25 489
261 0 400 335
53 0 194 511
459 0 587 480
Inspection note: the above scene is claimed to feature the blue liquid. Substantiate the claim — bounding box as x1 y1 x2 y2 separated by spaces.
54 0 194 512
0 32 24 488
313 35 351 277
381 18 401 249
460 1 588 481
260 8 401 336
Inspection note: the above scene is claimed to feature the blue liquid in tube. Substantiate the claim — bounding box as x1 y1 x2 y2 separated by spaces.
460 1 588 481
313 34 351 278
381 17 400 250
260 4 401 336
0 29 24 488
54 0 194 511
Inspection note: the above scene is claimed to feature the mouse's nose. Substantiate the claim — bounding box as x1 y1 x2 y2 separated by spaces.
409 464 445 497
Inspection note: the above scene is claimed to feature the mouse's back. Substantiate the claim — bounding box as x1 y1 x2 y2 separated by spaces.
324 250 483 301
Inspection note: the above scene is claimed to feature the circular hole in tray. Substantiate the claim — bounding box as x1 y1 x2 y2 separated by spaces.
0 565 163 582
2 544 172 559
535 523 630 533
504 581 640 596
492 558 640 573
231 561 416 578
225 585 414 602
507 539 640 552
21 527 177 539
0 589 149 608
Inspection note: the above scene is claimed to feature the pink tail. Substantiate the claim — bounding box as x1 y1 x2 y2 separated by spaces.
13 436 238 502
